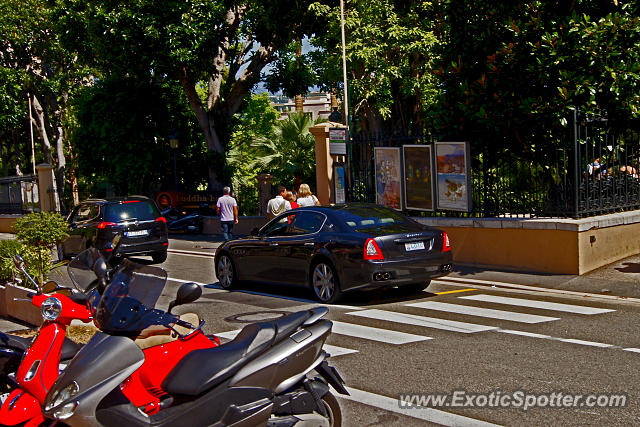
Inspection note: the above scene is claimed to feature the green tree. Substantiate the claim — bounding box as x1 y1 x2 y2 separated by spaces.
311 0 441 131
251 112 325 189
72 76 207 196
432 0 640 152
13 212 68 286
0 0 93 208
56 0 334 191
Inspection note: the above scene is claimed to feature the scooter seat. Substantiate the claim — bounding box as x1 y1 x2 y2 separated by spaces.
162 309 315 396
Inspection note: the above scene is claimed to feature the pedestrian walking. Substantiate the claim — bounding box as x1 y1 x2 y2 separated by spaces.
216 186 238 241
296 183 320 207
266 185 291 220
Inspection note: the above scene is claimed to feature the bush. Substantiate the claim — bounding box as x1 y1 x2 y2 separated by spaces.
13 212 69 286
0 239 48 289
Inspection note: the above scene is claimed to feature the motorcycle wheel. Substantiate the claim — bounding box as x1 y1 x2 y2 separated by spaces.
322 392 342 427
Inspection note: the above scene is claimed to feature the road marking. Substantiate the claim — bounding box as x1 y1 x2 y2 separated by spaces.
434 288 476 295
333 386 501 427
324 344 359 357
167 249 216 258
498 329 615 349
200 284 364 310
331 321 431 344
213 329 357 357
215 321 428 345
347 309 497 333
460 294 615 315
435 277 640 305
407 301 559 324
624 348 640 353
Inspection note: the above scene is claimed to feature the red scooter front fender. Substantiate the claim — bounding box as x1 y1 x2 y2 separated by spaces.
0 388 44 426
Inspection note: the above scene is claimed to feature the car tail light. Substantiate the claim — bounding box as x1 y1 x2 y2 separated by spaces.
442 232 451 252
123 200 141 204
364 238 384 260
97 222 116 229
155 216 167 223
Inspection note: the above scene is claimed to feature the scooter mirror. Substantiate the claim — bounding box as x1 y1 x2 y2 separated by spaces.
111 233 122 256
42 281 58 294
168 282 202 313
93 257 108 280
12 255 25 271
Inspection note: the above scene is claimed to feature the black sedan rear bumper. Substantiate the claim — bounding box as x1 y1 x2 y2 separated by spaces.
345 253 453 291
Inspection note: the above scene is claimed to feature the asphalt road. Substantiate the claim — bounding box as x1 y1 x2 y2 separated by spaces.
151 236 640 426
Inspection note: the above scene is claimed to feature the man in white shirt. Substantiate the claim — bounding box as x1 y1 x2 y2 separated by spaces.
266 185 291 220
216 186 238 241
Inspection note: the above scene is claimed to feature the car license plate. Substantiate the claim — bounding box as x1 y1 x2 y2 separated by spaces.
405 241 425 251
126 230 149 237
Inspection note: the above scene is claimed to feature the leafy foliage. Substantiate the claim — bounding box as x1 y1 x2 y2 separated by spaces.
13 212 68 285
311 0 441 131
72 75 207 196
0 239 46 288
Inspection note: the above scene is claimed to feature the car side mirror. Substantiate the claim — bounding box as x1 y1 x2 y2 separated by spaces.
168 282 202 314
250 227 260 236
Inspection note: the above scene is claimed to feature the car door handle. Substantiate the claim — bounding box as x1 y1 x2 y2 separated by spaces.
269 242 278 246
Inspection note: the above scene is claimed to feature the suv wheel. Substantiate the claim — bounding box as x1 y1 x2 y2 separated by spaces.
151 250 168 264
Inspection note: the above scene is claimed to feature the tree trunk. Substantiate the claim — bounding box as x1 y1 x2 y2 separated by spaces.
30 94 61 212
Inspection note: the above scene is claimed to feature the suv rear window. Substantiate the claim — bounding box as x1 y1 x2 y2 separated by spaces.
104 201 160 223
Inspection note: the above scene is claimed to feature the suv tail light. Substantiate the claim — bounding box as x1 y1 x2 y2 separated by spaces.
155 216 167 223
364 238 384 260
442 232 451 252
97 222 116 229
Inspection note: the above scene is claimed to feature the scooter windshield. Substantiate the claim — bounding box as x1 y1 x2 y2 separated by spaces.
92 259 168 336
67 248 102 292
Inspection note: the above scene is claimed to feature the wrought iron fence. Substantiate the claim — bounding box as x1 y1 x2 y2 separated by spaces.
347 111 640 218
0 174 39 214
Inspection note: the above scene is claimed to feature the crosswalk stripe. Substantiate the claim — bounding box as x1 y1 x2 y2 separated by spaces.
624 348 640 353
347 309 497 333
323 344 359 357
331 321 430 344
460 294 615 315
406 301 559 324
498 329 615 348
213 329 358 357
332 386 501 427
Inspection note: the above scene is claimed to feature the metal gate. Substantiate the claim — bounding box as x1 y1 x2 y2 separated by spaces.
0 174 39 214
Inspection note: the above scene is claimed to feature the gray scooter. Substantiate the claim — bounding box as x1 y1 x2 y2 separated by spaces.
42 259 348 426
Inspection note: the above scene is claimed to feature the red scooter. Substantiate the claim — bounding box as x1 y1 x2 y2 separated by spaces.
0 253 97 426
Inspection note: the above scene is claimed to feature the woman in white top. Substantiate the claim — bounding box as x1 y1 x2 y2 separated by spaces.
296 183 320 207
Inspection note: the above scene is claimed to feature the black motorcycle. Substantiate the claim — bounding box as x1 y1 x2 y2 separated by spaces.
161 207 203 234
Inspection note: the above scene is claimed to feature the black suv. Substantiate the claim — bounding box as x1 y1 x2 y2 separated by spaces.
60 196 169 263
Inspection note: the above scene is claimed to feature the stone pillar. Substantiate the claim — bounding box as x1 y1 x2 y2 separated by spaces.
310 122 348 205
36 163 60 212
257 173 273 216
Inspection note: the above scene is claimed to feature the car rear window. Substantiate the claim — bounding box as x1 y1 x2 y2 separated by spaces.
104 201 160 222
334 205 411 228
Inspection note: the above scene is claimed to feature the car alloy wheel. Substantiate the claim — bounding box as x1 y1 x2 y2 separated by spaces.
217 254 236 289
312 262 341 303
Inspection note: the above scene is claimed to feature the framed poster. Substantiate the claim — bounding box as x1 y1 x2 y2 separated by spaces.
402 145 434 211
435 141 472 211
374 147 402 210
